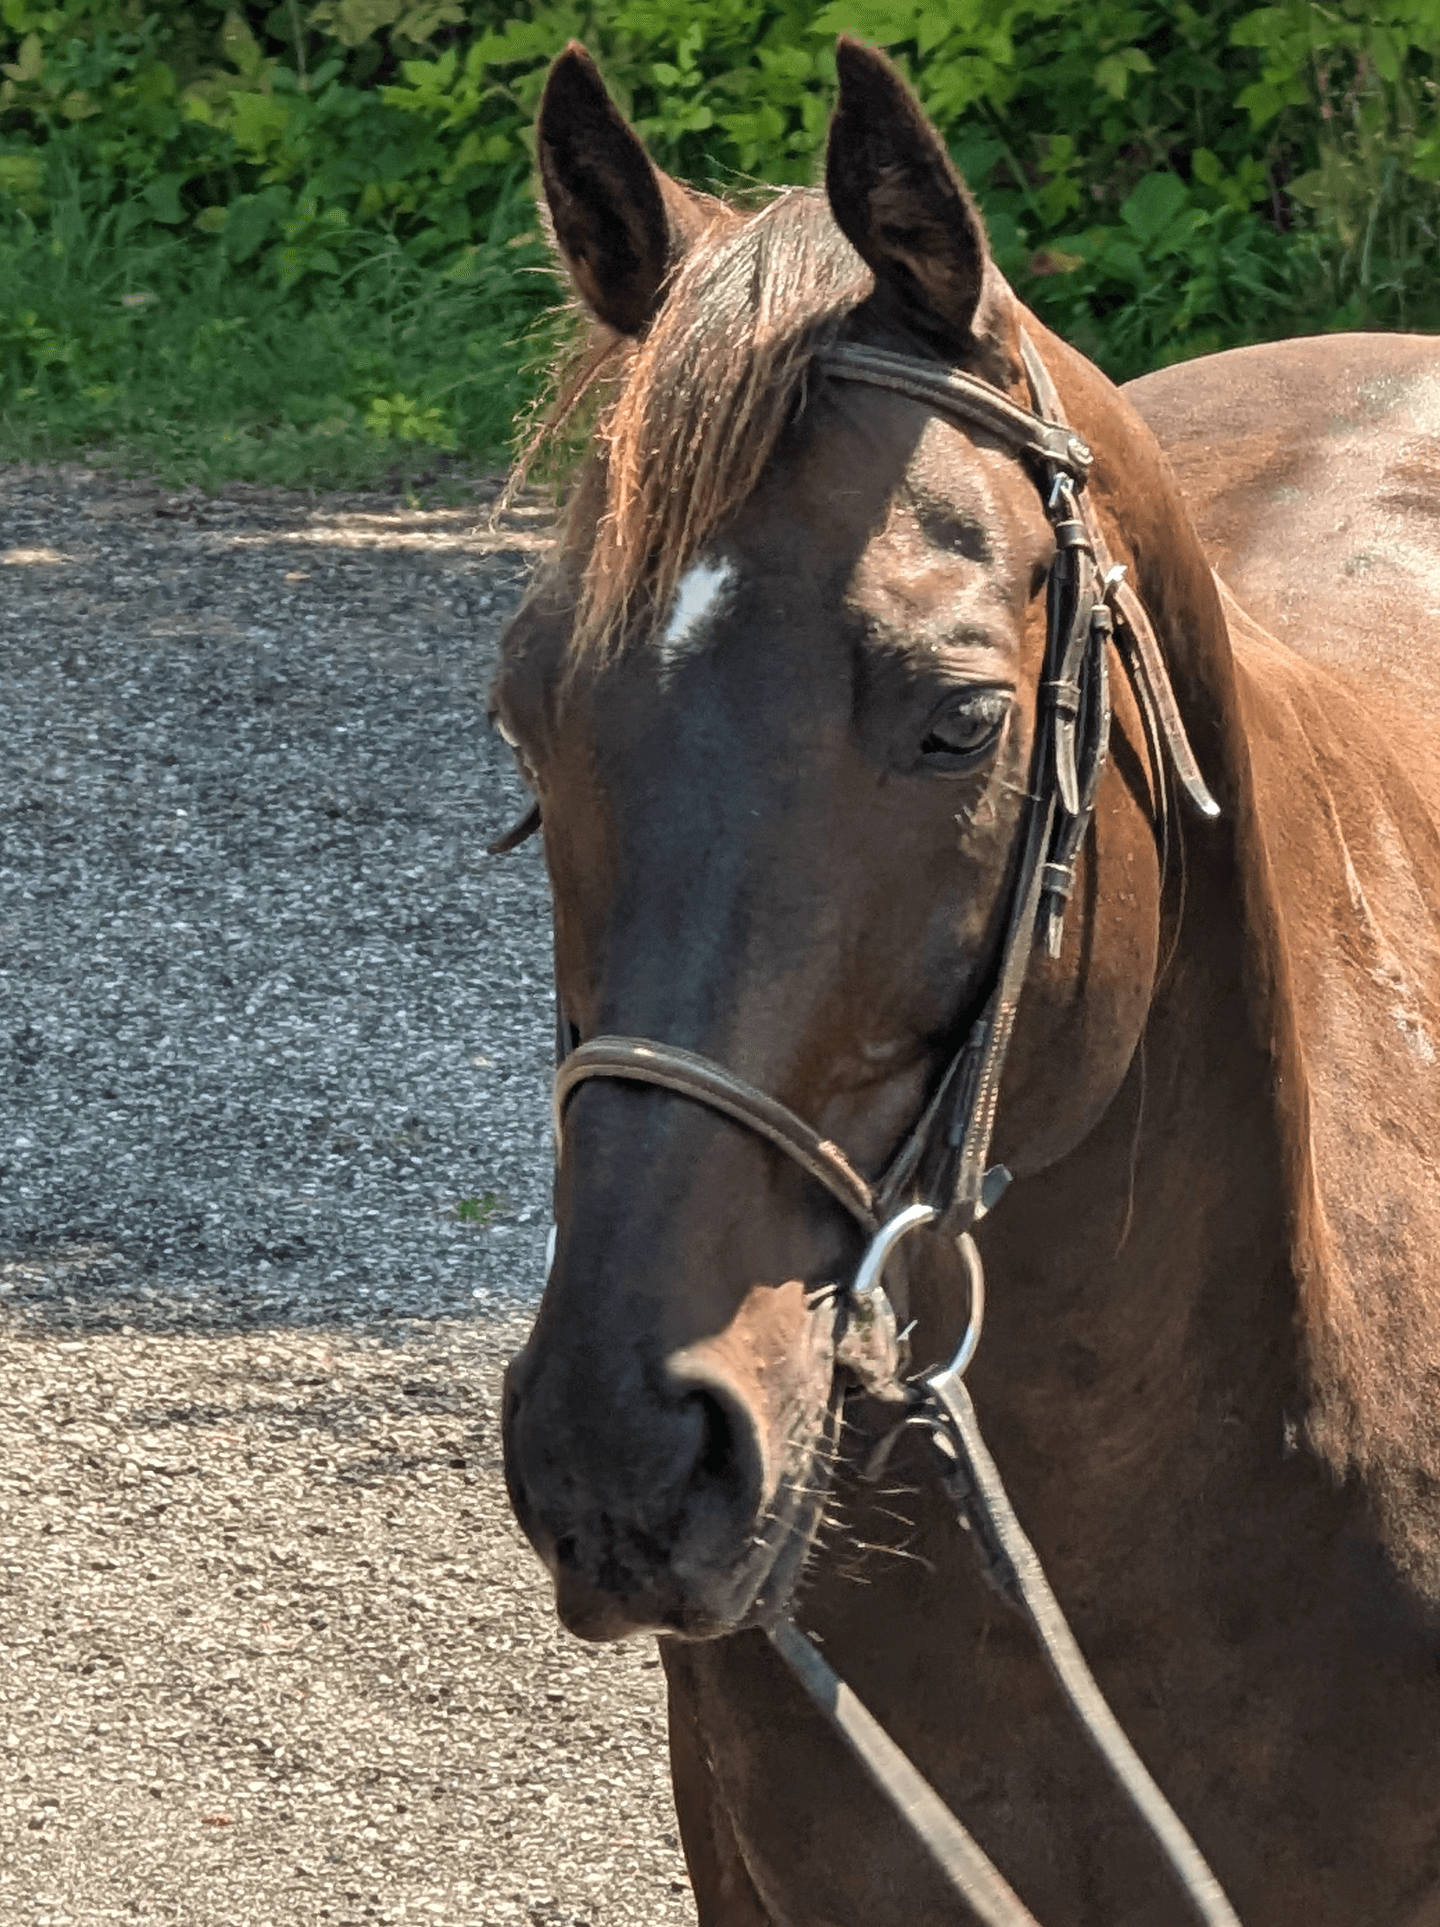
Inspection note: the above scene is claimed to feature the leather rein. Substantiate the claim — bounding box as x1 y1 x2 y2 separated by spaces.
502 334 1240 1927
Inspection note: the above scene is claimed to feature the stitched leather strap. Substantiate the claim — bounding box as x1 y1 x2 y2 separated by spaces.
554 1037 879 1232
1017 336 1218 822
823 342 1093 479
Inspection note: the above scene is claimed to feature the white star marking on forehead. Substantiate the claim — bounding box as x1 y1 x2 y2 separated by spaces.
656 557 734 681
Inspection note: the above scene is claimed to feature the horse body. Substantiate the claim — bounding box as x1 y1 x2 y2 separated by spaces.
498 41 1440 1925
1131 333 1440 731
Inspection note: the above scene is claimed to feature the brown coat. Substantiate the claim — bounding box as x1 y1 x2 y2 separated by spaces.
500 40 1440 1925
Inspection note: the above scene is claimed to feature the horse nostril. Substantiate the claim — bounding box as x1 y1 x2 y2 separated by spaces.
693 1391 740 1488
676 1378 764 1519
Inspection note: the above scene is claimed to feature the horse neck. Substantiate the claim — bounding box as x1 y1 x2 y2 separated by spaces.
967 327 1303 1542
988 864 1295 1495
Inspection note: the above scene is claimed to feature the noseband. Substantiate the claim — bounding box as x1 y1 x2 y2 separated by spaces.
538 337 1240 1927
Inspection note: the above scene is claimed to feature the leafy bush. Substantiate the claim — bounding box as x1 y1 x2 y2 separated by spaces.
1233 0 1440 325
0 0 1435 483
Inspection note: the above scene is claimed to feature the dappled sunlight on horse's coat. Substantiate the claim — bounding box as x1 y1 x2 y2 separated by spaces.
496 36 1440 1927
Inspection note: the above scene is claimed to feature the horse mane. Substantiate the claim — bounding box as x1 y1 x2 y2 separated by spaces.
537 187 873 660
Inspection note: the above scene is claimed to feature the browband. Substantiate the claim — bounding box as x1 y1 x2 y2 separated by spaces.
821 340 1094 480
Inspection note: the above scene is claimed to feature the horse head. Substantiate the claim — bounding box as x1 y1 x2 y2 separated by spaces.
498 40 1235 1643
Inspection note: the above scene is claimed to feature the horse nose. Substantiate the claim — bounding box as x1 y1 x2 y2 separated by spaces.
502 1343 770 1634
665 1355 768 1539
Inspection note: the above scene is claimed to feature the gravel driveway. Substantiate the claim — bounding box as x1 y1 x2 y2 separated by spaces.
0 465 692 1925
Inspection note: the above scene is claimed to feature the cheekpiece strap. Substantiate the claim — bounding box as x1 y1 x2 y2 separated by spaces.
858 327 1220 1230
1019 335 1219 823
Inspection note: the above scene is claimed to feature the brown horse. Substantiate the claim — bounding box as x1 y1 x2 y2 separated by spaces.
496 38 1440 1926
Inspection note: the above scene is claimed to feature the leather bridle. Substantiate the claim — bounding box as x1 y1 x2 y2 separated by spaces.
553 331 1218 1271
499 334 1241 1927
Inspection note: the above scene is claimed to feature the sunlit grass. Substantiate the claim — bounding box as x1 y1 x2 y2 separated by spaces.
0 171 563 491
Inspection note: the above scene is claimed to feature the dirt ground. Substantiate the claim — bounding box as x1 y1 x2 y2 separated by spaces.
0 1302 692 1927
0 465 694 1927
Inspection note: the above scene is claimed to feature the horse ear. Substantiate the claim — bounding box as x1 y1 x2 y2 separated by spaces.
538 44 706 336
825 36 991 353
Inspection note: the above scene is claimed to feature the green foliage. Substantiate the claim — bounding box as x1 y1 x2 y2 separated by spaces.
0 151 550 484
1232 0 1440 325
0 0 1436 483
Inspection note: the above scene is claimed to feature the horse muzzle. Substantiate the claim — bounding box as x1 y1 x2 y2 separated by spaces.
502 1328 836 1639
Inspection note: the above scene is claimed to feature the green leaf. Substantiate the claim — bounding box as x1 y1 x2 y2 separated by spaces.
221 11 266 79
1097 236 1146 286
141 175 187 225
1230 8 1290 52
910 7 947 53
811 0 922 49
1093 48 1152 99
1235 75 1305 130
1 30 43 84
0 151 45 206
1413 133 1440 182
309 0 405 47
394 0 464 41
229 90 294 159
1120 172 1190 244
224 188 289 262
1370 28 1401 85
1283 167 1326 210
1191 147 1222 187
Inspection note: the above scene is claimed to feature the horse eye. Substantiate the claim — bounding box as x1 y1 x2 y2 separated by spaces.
921 690 1010 767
